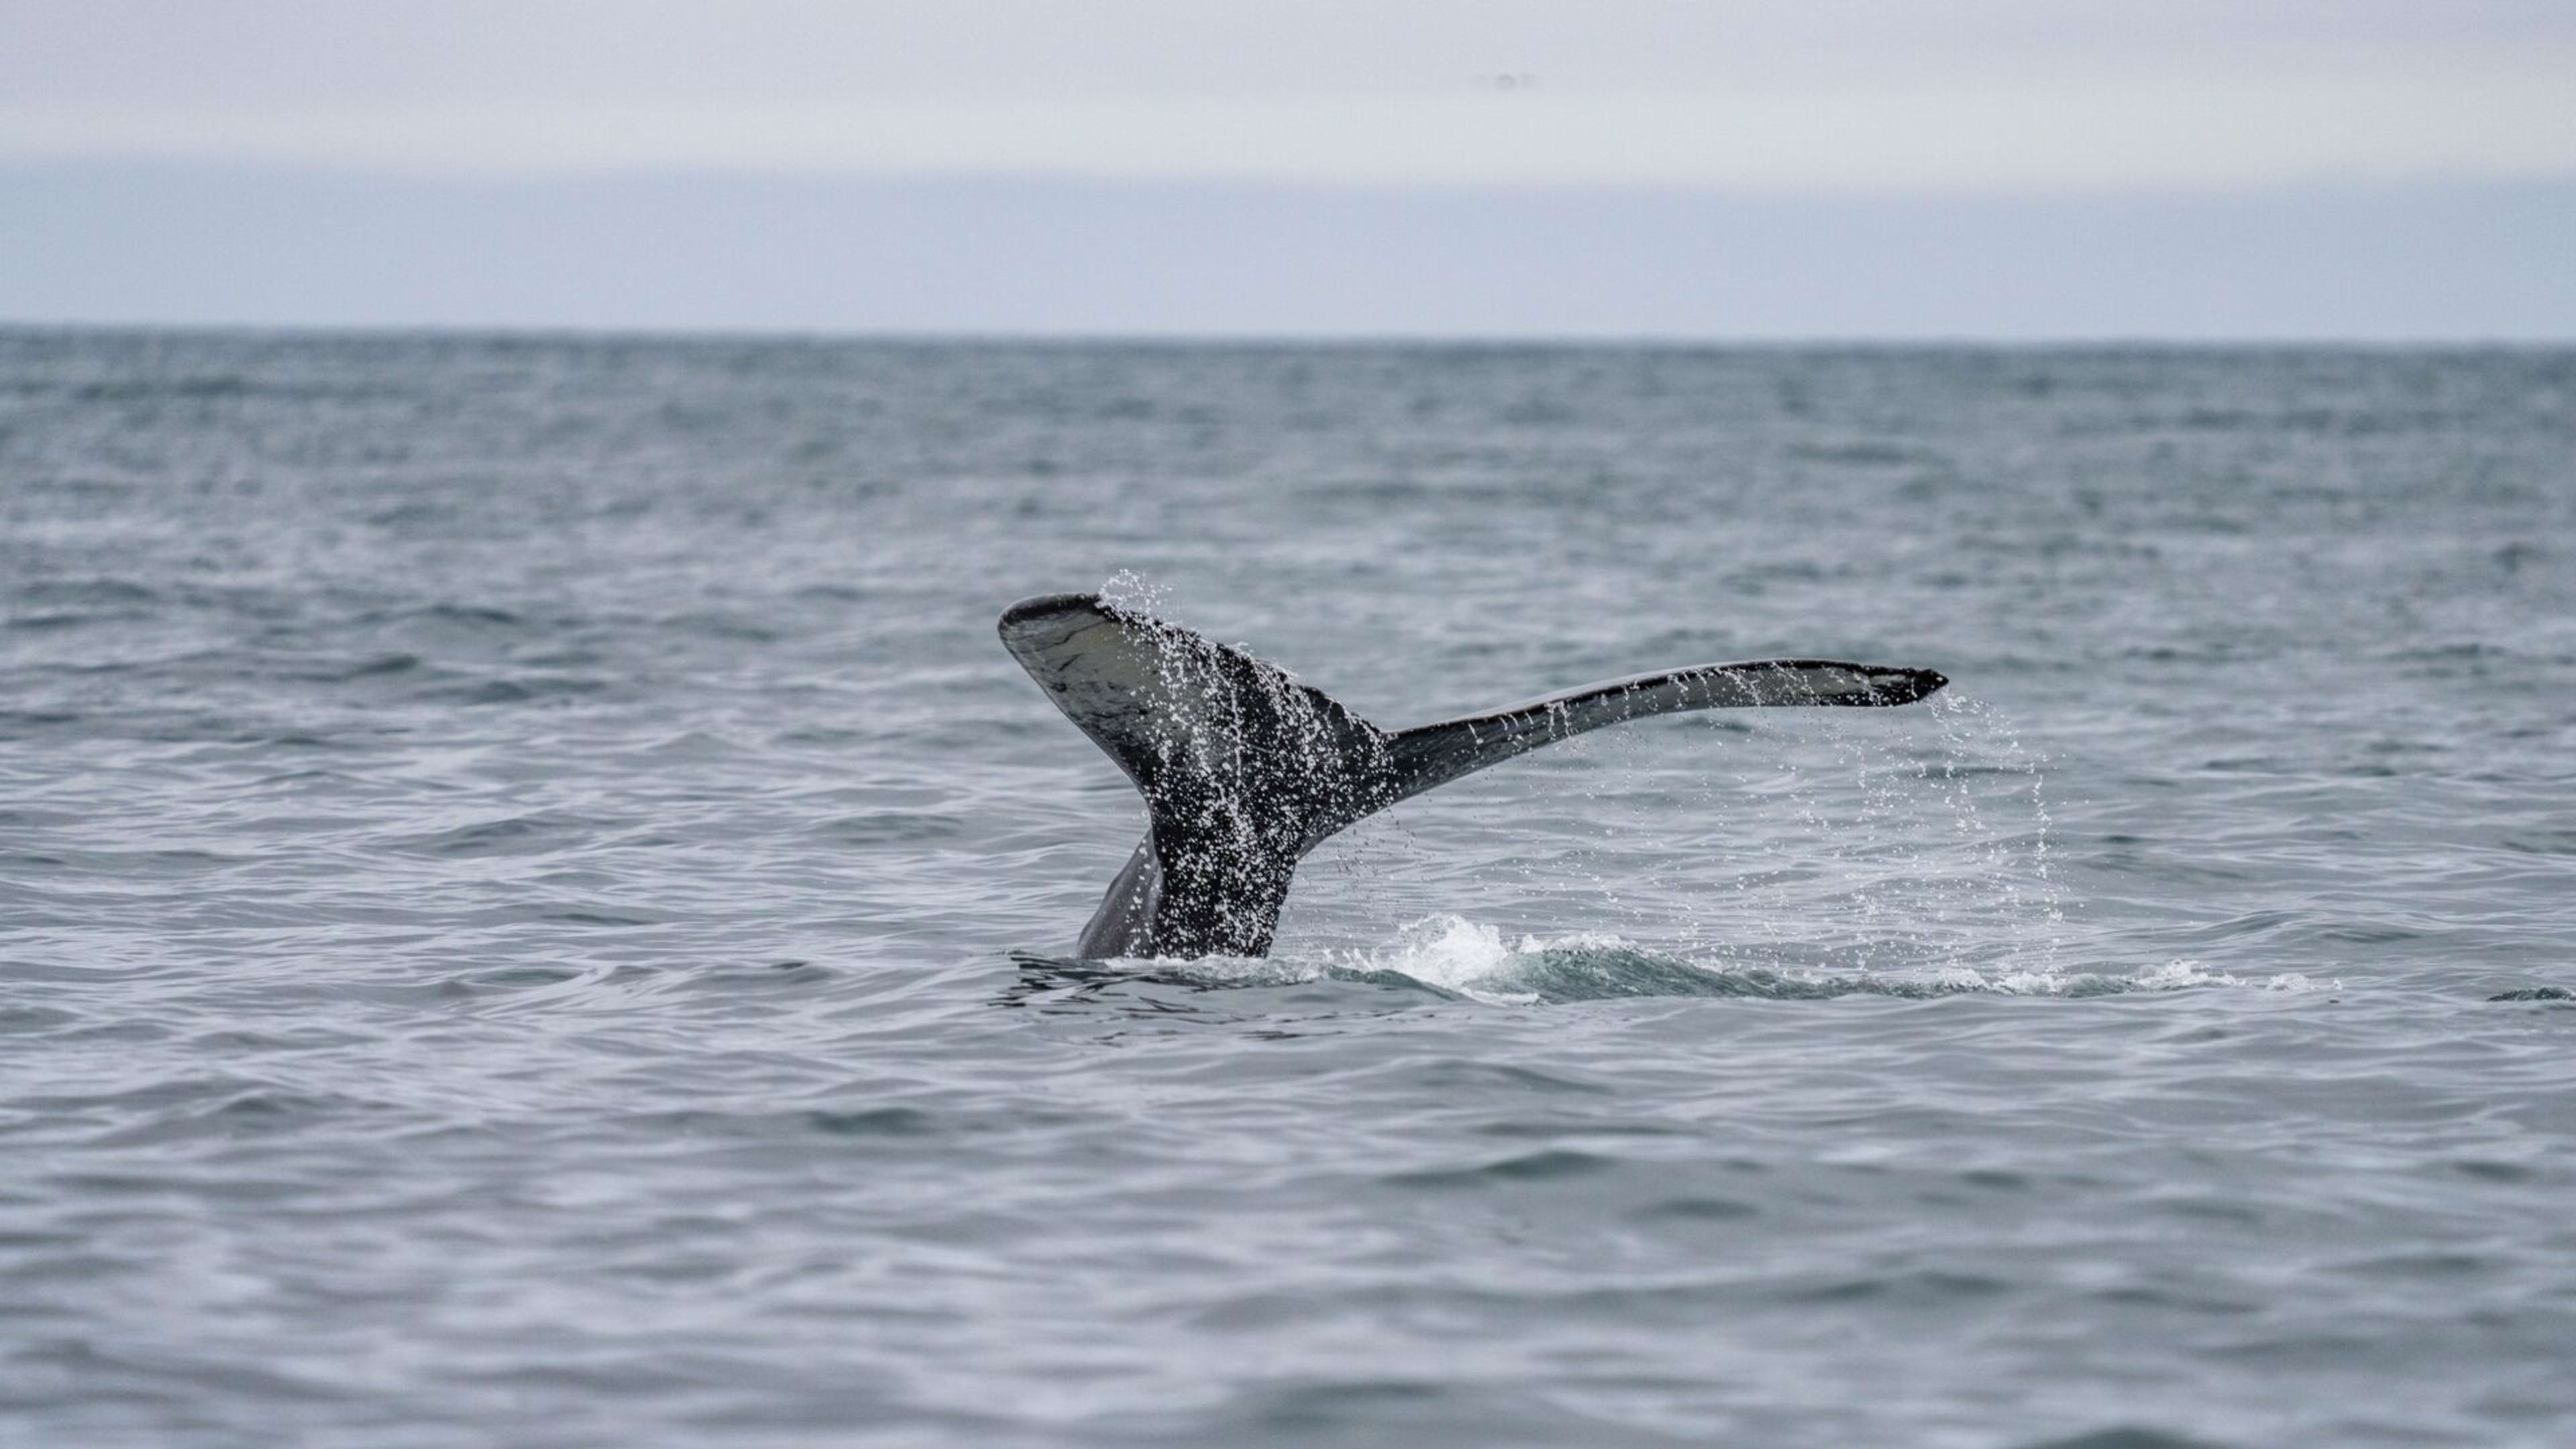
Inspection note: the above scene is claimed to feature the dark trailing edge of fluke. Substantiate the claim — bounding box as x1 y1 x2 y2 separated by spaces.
1000 592 1947 960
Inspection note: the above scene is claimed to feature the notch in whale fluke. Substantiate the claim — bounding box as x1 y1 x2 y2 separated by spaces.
1000 592 1948 960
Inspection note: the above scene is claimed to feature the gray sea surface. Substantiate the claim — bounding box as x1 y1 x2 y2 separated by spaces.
3 330 2573 1448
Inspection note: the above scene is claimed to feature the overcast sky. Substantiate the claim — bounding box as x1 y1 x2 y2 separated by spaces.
5 1 2573 337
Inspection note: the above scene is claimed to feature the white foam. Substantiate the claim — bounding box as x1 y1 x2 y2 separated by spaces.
1331 916 2343 1002
2132 959 2343 993
1356 915 1542 1002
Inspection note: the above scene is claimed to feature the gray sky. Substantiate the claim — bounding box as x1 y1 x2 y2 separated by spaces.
5 1 2574 336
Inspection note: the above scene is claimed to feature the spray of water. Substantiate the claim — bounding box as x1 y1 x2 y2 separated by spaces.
1309 672 2078 988
1087 571 1398 955
1079 577 2237 999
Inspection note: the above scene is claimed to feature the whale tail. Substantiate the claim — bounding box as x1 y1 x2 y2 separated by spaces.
999 592 1947 959
999 592 1399 957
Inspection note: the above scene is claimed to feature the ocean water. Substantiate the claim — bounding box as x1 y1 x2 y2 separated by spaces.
3 329 2573 1448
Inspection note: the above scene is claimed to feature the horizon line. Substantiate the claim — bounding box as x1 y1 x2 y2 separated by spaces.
8 319 2573 350
9 154 2576 203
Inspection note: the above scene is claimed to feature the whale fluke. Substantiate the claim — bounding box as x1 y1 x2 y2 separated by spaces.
1000 592 1946 959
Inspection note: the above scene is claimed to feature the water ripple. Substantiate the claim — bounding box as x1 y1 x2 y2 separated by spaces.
3 333 2573 1448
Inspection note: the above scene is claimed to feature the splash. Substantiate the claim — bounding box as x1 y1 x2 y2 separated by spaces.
1078 578 2056 967
1097 568 1168 616
1320 916 2337 1004
1709 688 2070 970
1286 684 2074 981
1915 690 2068 969
2130 959 2341 993
1020 916 2343 1007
